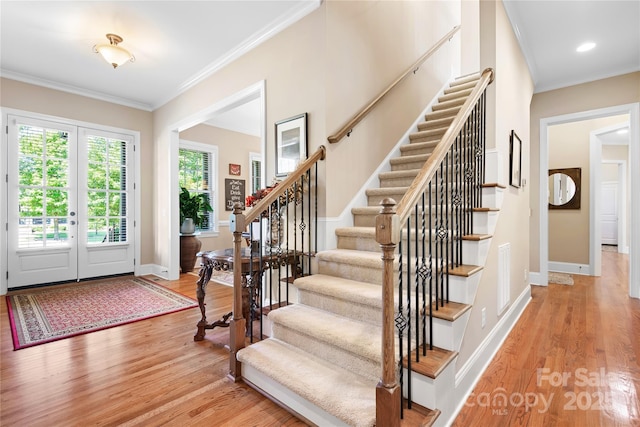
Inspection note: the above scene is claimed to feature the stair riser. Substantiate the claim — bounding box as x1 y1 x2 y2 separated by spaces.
337 233 461 254
409 133 443 144
462 238 491 267
418 117 454 131
297 290 382 327
438 88 473 103
427 311 470 351
425 108 460 121
354 214 377 227
367 192 407 206
271 323 381 383
432 98 465 111
472 210 498 235
240 364 354 427
296 288 423 332
444 80 476 94
380 175 417 188
448 274 481 305
391 159 429 171
482 186 504 210
318 259 388 286
403 360 457 423
400 144 438 156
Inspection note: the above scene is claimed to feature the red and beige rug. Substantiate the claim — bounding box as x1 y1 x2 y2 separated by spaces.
6 276 197 350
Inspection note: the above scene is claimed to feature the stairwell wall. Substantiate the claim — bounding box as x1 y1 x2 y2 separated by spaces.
152 1 464 274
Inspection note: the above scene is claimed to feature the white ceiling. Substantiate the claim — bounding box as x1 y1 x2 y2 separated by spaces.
1 1 638 135
503 0 640 93
0 1 320 112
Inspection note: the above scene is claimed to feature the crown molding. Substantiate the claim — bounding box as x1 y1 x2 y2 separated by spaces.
0 69 153 112
152 0 322 110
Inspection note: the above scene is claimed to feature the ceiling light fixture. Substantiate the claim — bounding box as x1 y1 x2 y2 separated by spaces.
93 33 135 69
576 42 596 53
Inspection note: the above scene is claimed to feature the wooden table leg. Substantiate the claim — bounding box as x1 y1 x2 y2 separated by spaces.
194 261 232 341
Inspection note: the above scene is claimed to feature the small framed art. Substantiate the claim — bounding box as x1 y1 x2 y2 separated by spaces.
275 113 307 177
509 130 522 188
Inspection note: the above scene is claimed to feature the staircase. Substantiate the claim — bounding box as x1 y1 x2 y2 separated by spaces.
236 71 499 426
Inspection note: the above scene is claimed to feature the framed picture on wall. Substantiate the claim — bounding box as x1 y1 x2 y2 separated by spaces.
275 113 307 177
510 130 522 188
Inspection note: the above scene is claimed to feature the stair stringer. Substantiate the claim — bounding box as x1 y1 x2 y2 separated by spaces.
405 162 506 427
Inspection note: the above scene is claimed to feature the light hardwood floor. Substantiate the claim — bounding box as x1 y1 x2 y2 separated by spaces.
2 252 638 426
1 273 306 426
454 250 640 426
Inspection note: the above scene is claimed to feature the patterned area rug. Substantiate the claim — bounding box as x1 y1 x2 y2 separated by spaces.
548 272 574 285
188 269 234 286
6 276 197 350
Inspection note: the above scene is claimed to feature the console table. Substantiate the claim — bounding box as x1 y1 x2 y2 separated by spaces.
193 247 300 341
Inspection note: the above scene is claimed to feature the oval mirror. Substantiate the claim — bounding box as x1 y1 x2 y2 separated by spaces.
548 167 581 209
548 173 576 206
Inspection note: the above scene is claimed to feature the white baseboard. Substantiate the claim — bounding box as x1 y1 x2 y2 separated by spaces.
548 261 591 276
443 285 531 426
529 271 546 286
137 263 170 279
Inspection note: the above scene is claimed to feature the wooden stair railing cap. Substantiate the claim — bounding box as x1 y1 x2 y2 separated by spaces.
242 145 326 225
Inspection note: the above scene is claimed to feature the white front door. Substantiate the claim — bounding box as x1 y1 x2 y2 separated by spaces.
7 115 135 288
601 181 618 245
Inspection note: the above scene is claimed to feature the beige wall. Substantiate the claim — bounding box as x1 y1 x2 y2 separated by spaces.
456 0 534 368
152 1 462 275
529 72 640 272
547 115 628 264
0 77 155 265
179 124 260 253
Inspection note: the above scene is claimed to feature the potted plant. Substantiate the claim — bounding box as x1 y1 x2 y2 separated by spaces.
179 187 213 234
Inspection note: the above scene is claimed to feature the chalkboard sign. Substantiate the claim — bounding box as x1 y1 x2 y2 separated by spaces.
225 179 245 211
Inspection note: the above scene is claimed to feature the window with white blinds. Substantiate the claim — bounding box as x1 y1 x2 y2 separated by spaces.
86 135 129 244
250 152 262 194
179 141 216 232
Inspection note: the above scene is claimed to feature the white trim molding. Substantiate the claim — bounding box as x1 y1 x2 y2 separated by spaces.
539 102 640 299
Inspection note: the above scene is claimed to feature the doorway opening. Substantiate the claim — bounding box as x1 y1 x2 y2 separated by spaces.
167 81 266 279
539 103 639 299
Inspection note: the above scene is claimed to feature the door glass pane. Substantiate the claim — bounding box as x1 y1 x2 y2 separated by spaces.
16 125 70 248
85 135 128 244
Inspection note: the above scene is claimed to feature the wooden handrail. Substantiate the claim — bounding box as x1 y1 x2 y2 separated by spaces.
327 25 461 144
243 145 326 224
395 68 494 224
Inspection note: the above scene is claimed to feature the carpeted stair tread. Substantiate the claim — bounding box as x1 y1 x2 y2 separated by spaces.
269 304 382 363
237 338 376 427
366 186 409 196
295 274 384 309
390 153 431 166
378 169 421 180
417 116 454 131
438 88 473 103
317 248 391 269
432 97 465 111
400 140 440 155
